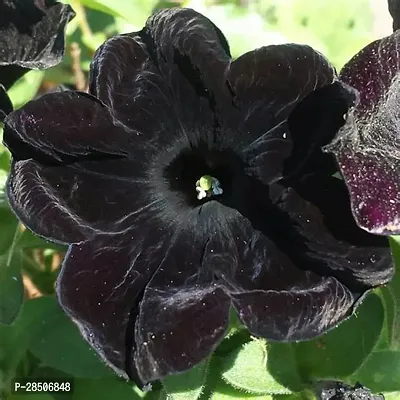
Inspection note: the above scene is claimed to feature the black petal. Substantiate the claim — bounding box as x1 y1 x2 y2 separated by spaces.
89 8 231 139
389 0 400 31
4 91 132 162
325 31 400 234
6 158 161 243
134 224 231 382
198 210 356 341
273 174 393 289
224 44 341 184
57 230 171 379
0 0 75 89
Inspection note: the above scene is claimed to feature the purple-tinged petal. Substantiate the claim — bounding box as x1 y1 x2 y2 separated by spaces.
134 222 231 383
274 174 393 288
202 212 355 341
224 45 345 183
57 231 171 379
3 91 134 163
7 158 159 243
89 8 230 138
325 31 400 234
0 0 75 89
231 277 353 341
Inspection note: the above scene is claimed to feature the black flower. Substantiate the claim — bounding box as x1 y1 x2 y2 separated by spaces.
0 0 75 117
3 8 394 385
325 27 400 235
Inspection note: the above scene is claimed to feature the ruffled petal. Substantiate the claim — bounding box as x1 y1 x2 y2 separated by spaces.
273 174 393 289
6 158 160 243
230 276 354 341
0 0 75 89
224 45 349 183
3 91 134 163
134 223 231 383
57 230 170 379
326 31 400 234
89 8 231 137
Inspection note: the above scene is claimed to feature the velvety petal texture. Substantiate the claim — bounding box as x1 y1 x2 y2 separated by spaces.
325 31 400 234
0 0 75 89
3 7 394 386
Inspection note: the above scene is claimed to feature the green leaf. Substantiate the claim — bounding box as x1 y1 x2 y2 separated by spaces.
383 392 400 400
79 0 155 26
294 293 384 379
8 71 45 109
162 359 209 400
0 251 23 325
351 351 400 392
8 395 54 400
388 237 400 350
0 211 23 325
28 297 115 378
221 338 297 395
375 286 395 350
72 378 142 400
210 379 273 400
0 208 18 254
0 297 57 383
17 229 66 252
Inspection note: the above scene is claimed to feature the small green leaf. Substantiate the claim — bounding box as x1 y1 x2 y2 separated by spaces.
383 392 400 400
28 297 115 378
72 378 142 400
221 338 295 395
351 351 400 392
210 379 273 400
294 293 384 379
162 359 209 400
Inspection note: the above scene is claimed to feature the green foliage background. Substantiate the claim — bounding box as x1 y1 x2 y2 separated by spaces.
0 0 398 399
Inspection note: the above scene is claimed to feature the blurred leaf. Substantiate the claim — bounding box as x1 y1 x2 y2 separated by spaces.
162 359 209 400
17 229 67 252
0 169 8 205
8 71 45 109
351 351 400 392
293 293 384 379
78 0 156 26
221 338 294 395
8 395 54 400
0 208 17 253
28 297 115 378
388 237 400 350
0 250 23 325
0 297 56 382
383 392 400 400
72 378 141 400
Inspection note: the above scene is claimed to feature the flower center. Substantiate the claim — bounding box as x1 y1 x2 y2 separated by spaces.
163 143 245 207
195 175 223 200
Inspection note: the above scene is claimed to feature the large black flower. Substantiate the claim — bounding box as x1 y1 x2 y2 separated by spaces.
3 8 394 385
0 0 75 117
